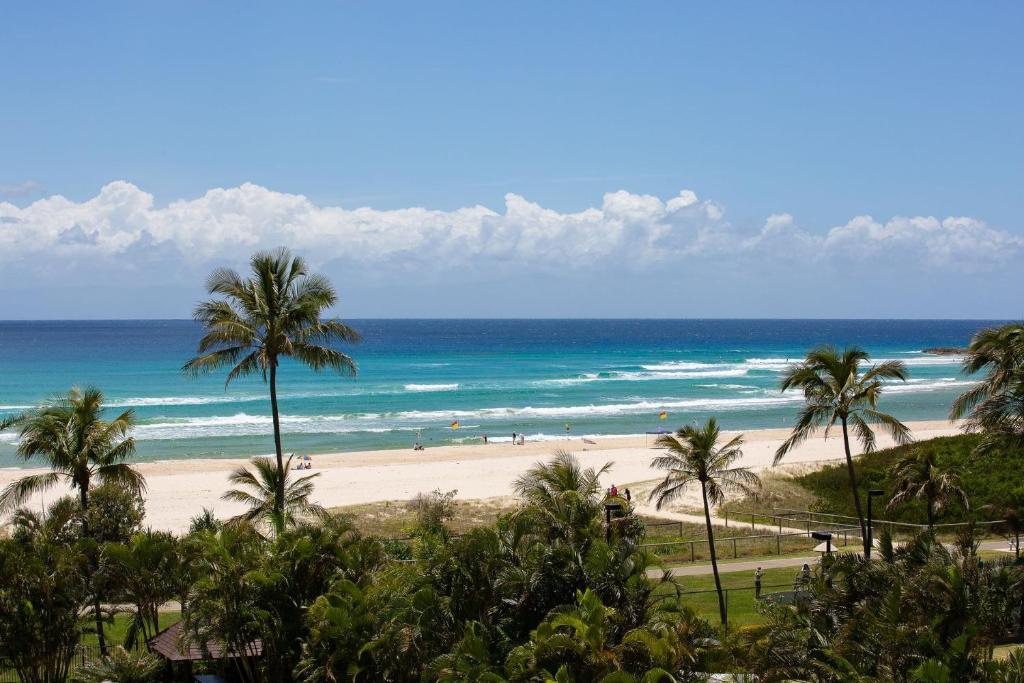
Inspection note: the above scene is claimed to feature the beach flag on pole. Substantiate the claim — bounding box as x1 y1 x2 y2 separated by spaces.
450 420 460 430
659 410 668 420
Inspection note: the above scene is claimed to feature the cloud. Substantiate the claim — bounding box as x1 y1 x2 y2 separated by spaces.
0 180 43 197
0 181 1020 278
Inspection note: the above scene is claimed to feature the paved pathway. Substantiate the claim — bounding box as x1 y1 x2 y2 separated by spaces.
649 539 1014 578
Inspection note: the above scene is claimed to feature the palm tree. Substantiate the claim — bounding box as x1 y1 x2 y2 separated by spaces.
649 418 760 625
887 448 969 531
0 386 146 655
512 449 610 547
950 322 1024 454
183 247 360 520
775 345 912 556
222 455 324 534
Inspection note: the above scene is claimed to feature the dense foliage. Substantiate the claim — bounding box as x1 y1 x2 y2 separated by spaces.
797 434 1024 527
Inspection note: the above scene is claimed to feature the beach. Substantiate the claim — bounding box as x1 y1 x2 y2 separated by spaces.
0 419 962 534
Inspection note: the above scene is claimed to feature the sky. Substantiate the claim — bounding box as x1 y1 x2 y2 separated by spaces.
0 2 1022 319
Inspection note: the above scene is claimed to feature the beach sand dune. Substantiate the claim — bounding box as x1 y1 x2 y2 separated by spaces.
0 420 961 534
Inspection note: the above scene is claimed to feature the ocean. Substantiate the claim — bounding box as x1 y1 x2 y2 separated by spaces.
0 319 999 466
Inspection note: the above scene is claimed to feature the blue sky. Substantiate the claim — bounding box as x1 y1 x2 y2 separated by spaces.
1 2 1022 319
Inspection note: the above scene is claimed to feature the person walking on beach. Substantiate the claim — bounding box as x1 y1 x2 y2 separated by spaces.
754 566 764 599
511 431 517 445
624 487 631 503
482 434 488 445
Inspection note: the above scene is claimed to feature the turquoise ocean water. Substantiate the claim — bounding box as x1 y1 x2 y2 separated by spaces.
0 319 1000 467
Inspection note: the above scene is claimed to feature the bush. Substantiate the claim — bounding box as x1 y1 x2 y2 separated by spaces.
796 434 1024 525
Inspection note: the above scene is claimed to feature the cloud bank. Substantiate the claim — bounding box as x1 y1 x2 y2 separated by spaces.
1 181 1019 276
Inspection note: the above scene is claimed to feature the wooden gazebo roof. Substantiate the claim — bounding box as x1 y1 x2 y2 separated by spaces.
147 621 263 662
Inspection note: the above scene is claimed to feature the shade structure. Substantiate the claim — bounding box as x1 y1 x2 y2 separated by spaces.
148 621 263 663
645 426 671 445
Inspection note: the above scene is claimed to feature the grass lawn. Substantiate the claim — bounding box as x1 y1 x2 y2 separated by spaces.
81 610 182 649
661 565 805 626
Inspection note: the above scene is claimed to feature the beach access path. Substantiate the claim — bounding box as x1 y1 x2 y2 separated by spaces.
0 420 961 534
653 539 1013 577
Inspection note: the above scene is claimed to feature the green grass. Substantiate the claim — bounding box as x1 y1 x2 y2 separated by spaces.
660 565 806 626
81 610 182 649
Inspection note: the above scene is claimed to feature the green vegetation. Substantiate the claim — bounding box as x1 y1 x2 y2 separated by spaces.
183 247 360 522
649 417 761 624
797 434 1024 527
774 345 912 556
3 267 1024 682
951 322 1024 454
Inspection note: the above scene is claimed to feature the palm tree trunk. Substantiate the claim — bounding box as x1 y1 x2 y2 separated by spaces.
268 359 285 517
80 486 107 656
840 418 869 557
926 494 935 533
702 481 727 626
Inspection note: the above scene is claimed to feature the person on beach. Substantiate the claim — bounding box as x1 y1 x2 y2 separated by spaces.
511 431 517 445
624 487 631 502
518 433 525 445
610 484 618 497
482 434 488 444
754 567 764 599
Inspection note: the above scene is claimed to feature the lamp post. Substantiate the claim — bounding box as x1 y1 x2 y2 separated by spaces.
866 489 884 560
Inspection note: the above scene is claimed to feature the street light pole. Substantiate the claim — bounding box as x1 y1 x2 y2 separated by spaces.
867 489 884 560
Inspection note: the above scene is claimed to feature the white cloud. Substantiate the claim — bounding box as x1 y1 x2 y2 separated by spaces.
0 181 1019 276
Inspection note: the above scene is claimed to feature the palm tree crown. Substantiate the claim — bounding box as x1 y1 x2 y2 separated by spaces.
950 322 1024 454
775 346 912 463
183 247 360 516
513 449 610 545
649 419 760 511
0 386 145 514
887 448 969 530
223 455 324 534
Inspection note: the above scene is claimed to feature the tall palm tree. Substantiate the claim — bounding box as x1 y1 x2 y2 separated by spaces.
887 448 969 531
950 322 1024 454
183 247 360 518
222 455 324 534
775 346 912 556
649 418 760 625
0 386 146 656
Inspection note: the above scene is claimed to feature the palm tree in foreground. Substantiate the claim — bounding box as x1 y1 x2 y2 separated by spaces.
0 386 146 656
512 449 610 547
183 247 360 520
950 322 1024 454
775 346 912 557
649 418 760 625
223 455 324 534
887 448 969 532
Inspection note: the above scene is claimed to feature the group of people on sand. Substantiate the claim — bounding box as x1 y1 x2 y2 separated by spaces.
293 454 313 470
507 432 526 445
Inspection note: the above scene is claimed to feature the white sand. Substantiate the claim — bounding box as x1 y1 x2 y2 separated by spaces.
0 420 962 534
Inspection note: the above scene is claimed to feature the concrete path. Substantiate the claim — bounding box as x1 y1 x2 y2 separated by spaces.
650 539 1014 578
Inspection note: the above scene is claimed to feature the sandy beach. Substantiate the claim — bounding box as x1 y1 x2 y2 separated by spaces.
0 420 962 534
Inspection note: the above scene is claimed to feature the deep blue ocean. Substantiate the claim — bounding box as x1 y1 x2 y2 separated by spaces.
0 320 999 466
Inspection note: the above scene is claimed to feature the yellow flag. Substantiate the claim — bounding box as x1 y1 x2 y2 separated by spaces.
659 411 668 420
